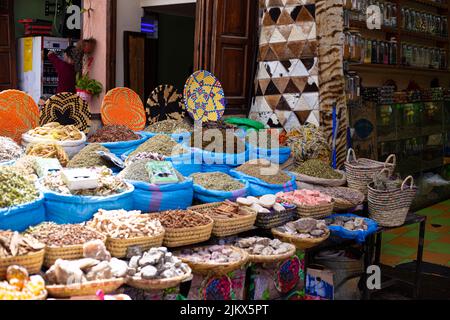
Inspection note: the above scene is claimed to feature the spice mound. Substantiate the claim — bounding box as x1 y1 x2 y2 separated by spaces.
88 125 140 143
148 210 212 229
0 266 46 300
26 122 83 141
67 144 112 168
0 167 39 208
191 172 244 191
0 137 23 162
0 231 45 258
195 201 254 219
276 218 329 239
191 129 245 154
236 159 292 184
26 223 104 247
124 152 166 166
26 143 69 167
277 190 332 207
42 167 129 196
287 124 331 164
45 240 128 284
235 237 293 256
314 186 364 206
87 209 164 239
119 159 184 183
129 135 188 158
177 245 243 264
247 129 288 148
325 216 368 231
12 156 39 176
145 119 192 134
292 159 343 180
127 247 191 280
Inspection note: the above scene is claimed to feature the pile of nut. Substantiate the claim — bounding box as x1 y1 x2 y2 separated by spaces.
234 237 293 256
177 245 243 264
147 210 212 229
26 223 104 247
276 218 329 239
325 216 368 231
87 209 164 239
45 240 128 285
127 247 191 280
194 201 253 220
0 231 44 258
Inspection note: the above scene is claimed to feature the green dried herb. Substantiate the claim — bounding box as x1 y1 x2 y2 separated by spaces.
119 159 184 183
293 159 343 180
67 144 112 168
129 135 188 158
144 120 192 134
236 160 291 185
0 167 39 208
191 172 244 191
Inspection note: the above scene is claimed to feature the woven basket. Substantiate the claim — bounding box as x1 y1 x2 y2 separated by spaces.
46 278 125 298
126 269 192 290
316 187 365 212
43 232 107 268
368 175 417 227
162 211 214 248
345 149 396 197
271 228 330 250
292 170 347 187
255 207 296 229
247 244 296 264
176 246 249 276
106 232 165 258
0 250 45 280
295 200 334 219
189 202 257 237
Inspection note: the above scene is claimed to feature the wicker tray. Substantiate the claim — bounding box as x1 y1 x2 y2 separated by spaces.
314 186 365 212
176 246 249 276
126 268 192 290
189 202 257 237
163 211 214 248
271 228 330 250
0 250 45 280
46 278 125 298
44 232 107 268
247 243 297 264
291 170 346 187
294 200 334 219
255 207 296 229
106 232 165 258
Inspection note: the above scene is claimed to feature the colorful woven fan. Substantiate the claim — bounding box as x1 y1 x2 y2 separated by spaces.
40 92 91 133
101 87 146 131
275 256 301 294
146 84 186 125
184 70 226 123
0 90 40 143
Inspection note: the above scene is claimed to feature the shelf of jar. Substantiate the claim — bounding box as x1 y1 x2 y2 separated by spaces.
349 63 450 75
348 20 398 34
401 29 449 43
405 0 449 10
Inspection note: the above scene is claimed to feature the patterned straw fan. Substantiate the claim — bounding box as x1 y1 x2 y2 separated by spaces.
0 90 40 143
101 87 146 131
40 92 91 133
184 70 226 123
146 84 186 125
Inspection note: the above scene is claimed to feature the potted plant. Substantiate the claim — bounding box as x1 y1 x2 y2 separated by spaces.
76 73 103 104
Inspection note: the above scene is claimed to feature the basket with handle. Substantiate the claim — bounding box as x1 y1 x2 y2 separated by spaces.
345 148 396 197
368 172 417 227
271 228 330 250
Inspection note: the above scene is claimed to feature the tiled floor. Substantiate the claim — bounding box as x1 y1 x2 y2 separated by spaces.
381 200 450 267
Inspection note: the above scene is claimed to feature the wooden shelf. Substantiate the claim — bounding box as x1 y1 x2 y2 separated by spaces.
406 0 449 10
401 29 449 43
349 63 450 75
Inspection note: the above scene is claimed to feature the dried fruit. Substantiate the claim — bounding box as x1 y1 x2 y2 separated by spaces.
147 210 212 229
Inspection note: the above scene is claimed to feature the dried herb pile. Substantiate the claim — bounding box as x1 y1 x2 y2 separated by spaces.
67 144 112 168
0 137 23 162
129 135 188 158
292 159 343 180
144 119 192 134
191 129 245 154
235 160 291 185
287 124 331 164
88 125 140 143
119 159 184 183
0 167 39 208
148 210 212 229
191 172 244 191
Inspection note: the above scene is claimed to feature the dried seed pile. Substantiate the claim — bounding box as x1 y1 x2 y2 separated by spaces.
88 125 140 143
26 223 104 247
191 172 244 191
129 135 188 158
194 201 252 219
87 209 164 239
0 231 45 258
144 119 192 134
0 167 39 208
0 137 23 162
67 144 112 168
292 159 343 180
236 159 291 184
148 210 212 229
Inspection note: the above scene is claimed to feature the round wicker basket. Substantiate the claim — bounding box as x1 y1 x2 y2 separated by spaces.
291 170 346 187
271 228 330 250
46 278 125 298
106 232 165 258
0 250 45 280
246 243 297 264
126 268 192 291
